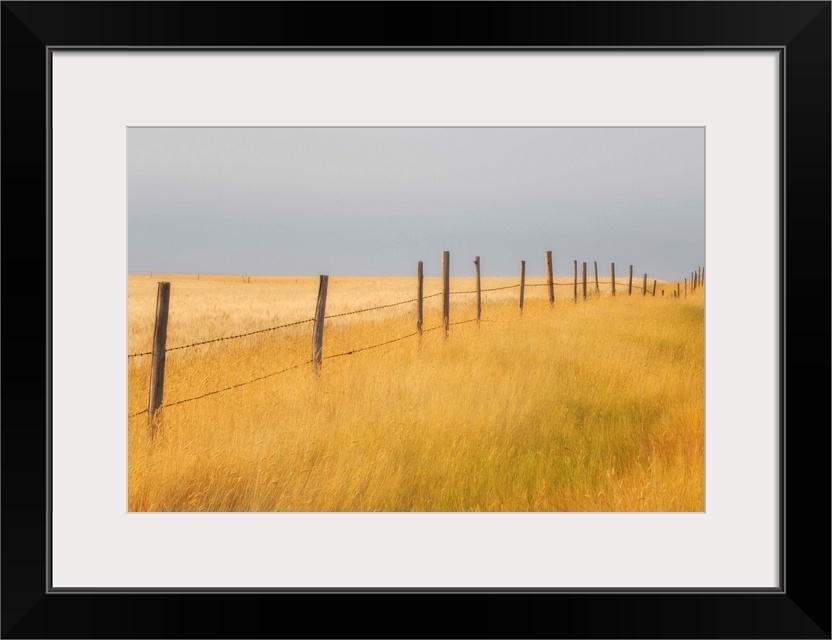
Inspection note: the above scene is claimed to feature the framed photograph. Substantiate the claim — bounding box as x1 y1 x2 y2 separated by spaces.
3 2 829 638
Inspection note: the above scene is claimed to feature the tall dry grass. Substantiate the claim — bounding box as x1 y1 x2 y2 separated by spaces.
128 274 703 512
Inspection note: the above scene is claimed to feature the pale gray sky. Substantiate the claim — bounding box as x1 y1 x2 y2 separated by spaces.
128 127 704 280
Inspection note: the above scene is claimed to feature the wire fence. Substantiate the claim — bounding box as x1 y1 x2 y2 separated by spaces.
126 286 514 359
129 258 703 424
128 317 465 418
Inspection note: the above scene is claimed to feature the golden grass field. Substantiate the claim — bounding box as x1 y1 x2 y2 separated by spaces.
128 273 703 512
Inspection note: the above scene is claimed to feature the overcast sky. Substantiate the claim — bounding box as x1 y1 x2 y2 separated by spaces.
128 127 704 280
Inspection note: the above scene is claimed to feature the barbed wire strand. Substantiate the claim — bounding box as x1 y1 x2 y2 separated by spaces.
450 284 521 295
128 359 314 416
163 360 314 409
129 278 673 359
136 277 676 358
324 296 418 319
323 332 419 360
324 315 481 361
165 318 316 353
523 282 577 287
482 284 521 292
520 280 661 291
130 294 447 358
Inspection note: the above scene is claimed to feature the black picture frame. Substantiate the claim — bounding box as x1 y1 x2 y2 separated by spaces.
2 2 829 638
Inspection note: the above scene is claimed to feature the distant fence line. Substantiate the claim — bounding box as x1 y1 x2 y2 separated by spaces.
130 252 704 437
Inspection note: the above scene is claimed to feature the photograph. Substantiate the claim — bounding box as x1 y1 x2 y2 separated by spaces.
127 126 705 513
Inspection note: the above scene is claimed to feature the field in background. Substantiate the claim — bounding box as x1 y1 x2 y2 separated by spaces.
128 274 704 512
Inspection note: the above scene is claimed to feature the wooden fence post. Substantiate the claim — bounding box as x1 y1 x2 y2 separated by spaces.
312 275 329 374
684 278 687 299
594 261 600 294
628 265 633 295
147 281 171 437
573 260 578 303
474 256 481 324
701 266 705 286
611 263 616 297
652 280 657 297
519 260 525 312
416 261 423 335
643 273 647 296
677 282 681 298
442 250 450 337
545 250 554 307
582 262 587 300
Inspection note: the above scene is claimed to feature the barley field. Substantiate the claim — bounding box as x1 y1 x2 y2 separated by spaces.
128 273 704 512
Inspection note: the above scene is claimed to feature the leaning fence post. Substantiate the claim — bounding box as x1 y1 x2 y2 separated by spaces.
701 267 705 286
628 265 633 295
147 281 171 437
643 273 647 296
416 261 424 335
594 261 600 294
652 280 657 297
573 260 578 303
610 263 616 297
312 275 329 374
474 255 481 324
519 260 526 312
582 262 587 300
545 250 554 307
442 250 450 337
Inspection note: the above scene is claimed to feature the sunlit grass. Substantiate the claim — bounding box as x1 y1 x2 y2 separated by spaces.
128 275 703 512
